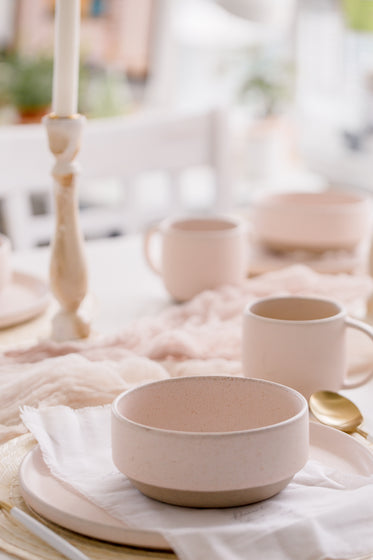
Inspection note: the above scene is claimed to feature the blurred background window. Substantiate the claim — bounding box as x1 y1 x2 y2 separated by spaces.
2 0 373 244
0 0 154 123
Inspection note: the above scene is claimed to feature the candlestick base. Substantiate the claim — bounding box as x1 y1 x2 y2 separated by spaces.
51 310 90 342
43 113 91 341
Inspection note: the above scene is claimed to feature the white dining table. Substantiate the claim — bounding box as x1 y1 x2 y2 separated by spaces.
5 233 373 427
0 234 172 560
9 234 169 338
1 233 373 560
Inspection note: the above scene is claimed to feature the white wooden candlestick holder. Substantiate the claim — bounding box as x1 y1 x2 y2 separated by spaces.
43 114 90 341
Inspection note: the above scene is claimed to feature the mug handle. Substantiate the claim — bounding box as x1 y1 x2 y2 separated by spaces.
342 316 373 389
143 224 161 275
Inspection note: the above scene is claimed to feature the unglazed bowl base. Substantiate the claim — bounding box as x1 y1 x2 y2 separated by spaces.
129 476 293 508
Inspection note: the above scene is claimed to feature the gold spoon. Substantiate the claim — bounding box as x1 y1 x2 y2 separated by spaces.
309 390 373 442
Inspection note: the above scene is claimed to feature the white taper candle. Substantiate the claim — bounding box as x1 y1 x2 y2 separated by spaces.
52 0 81 117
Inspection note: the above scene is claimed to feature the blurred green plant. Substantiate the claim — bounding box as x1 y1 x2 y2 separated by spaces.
4 54 53 114
79 64 132 118
342 0 373 32
0 52 132 123
227 47 294 119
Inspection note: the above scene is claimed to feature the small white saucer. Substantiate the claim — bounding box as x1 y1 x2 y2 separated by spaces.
0 271 49 329
18 422 373 551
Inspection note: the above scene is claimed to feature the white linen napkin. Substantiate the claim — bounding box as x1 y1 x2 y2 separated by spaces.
21 405 373 560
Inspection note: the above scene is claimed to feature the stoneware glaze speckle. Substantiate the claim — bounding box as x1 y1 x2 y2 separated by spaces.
111 376 309 508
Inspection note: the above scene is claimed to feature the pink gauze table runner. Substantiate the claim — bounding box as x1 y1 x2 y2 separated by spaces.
0 264 372 443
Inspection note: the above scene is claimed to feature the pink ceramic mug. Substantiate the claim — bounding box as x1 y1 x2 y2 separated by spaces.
144 216 248 301
242 295 373 399
0 234 11 292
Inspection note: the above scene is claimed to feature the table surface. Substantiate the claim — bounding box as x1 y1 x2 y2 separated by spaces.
0 235 171 560
6 234 168 340
1 234 373 559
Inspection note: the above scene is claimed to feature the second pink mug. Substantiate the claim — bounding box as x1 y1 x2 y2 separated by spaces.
144 216 248 301
242 295 373 399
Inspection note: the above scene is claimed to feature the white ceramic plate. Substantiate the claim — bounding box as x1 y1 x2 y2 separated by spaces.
19 422 373 552
0 271 49 329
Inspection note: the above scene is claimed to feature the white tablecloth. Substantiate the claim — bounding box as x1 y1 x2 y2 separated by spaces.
7 234 373 431
2 234 373 559
11 234 169 335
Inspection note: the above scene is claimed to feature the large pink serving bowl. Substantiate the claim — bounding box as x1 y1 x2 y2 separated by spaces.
111 376 309 508
251 190 371 251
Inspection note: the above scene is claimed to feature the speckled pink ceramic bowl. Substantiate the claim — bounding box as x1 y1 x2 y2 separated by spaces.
111 376 309 508
251 190 371 250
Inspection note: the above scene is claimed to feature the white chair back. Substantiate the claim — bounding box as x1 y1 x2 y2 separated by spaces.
0 107 233 250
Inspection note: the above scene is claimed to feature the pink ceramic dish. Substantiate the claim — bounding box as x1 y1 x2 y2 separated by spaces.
19 423 373 549
111 376 309 508
251 190 371 251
